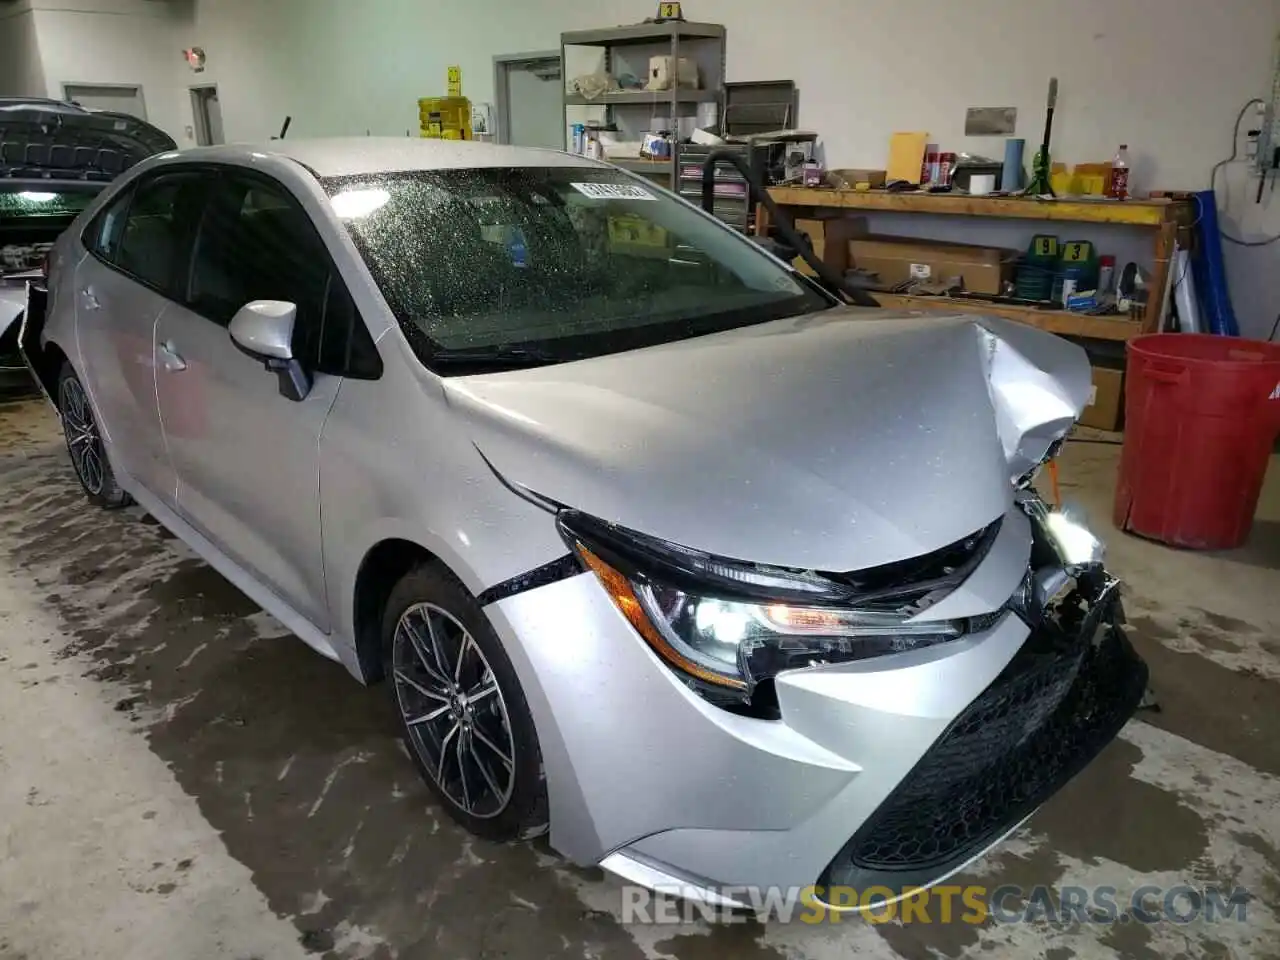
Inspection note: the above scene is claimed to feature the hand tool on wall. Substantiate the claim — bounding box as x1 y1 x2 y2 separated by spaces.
1024 78 1058 197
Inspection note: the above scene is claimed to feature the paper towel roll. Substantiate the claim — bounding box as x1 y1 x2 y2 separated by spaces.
969 173 997 196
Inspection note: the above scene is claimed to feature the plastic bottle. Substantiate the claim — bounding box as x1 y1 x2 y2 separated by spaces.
507 226 529 269
1106 144 1130 200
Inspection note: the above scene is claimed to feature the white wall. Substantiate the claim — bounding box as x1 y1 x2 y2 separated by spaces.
0 1 49 98
181 0 297 143
25 0 195 144
176 0 1280 337
11 0 1280 336
172 0 1275 180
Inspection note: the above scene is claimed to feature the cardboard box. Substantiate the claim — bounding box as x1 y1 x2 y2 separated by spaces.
647 56 698 91
791 216 868 276
827 168 888 190
847 236 1016 295
1078 366 1124 431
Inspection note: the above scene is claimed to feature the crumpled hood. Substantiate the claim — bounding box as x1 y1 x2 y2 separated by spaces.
445 309 1090 572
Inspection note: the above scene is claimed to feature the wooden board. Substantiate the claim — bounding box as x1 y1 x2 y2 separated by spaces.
767 187 1184 227
871 293 1143 341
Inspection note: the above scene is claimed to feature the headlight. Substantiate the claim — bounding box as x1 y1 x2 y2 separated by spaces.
560 512 970 705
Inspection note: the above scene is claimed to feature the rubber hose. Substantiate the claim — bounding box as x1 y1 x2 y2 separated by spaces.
700 148 879 308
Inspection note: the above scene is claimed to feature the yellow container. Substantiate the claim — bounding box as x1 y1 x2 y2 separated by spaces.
1049 162 1076 196
1072 163 1111 197
418 96 472 140
608 214 669 254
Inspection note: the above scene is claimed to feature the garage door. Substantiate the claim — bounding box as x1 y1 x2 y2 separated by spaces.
63 84 147 120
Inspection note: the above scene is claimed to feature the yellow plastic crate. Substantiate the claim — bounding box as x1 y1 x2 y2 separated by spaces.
419 96 472 140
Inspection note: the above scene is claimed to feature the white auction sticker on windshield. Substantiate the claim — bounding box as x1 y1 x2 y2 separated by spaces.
570 182 657 201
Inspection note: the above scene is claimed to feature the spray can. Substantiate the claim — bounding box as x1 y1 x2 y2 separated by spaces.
571 123 585 154
1098 255 1116 294
921 144 939 184
938 152 956 188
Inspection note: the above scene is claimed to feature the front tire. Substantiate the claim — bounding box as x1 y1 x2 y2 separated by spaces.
383 563 548 841
57 363 130 509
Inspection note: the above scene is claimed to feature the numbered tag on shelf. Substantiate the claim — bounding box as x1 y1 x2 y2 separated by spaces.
1061 240 1094 263
447 65 462 97
656 1 684 21
1031 235 1059 259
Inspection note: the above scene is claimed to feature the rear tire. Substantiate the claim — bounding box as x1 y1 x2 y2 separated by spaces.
57 363 130 509
382 563 548 841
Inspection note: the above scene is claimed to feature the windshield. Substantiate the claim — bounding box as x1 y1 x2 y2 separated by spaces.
323 167 828 371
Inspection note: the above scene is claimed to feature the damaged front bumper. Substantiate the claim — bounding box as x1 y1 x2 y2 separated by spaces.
817 573 1146 896
484 497 1147 904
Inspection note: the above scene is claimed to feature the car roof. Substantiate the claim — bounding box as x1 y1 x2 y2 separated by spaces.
171 137 605 179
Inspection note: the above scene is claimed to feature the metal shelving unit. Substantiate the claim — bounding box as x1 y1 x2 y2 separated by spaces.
560 20 726 191
563 90 720 106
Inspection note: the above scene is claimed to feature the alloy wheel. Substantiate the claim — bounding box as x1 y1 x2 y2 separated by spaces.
392 603 516 818
59 375 104 496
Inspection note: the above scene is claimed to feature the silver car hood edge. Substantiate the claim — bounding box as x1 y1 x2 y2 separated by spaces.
446 309 1090 572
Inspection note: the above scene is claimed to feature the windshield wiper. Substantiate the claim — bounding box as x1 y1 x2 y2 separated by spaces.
429 344 571 370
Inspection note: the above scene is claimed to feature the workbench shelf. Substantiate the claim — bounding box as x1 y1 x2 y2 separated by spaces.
761 187 1194 341
872 294 1144 342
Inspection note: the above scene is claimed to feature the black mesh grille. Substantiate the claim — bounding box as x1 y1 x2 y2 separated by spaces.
819 604 1148 890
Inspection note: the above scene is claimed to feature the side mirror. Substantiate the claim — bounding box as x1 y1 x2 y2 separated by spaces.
228 300 311 401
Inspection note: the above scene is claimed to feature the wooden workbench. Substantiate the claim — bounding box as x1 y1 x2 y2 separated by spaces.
760 188 1194 341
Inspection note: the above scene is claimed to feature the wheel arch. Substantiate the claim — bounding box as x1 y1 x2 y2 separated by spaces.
351 537 455 684
347 530 585 854
32 338 70 403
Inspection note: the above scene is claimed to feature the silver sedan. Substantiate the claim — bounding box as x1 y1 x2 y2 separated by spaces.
24 138 1147 909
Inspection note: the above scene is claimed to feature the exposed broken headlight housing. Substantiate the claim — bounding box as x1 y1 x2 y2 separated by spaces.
1017 490 1105 574
558 511 998 709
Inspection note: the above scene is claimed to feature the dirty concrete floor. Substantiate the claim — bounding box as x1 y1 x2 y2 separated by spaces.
0 395 1278 960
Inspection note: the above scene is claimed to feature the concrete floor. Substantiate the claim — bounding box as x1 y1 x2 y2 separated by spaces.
1 394 1278 960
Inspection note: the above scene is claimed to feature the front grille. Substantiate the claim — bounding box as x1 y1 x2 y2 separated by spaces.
819 603 1148 890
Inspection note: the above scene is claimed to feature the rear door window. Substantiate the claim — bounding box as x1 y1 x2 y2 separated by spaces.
115 172 205 297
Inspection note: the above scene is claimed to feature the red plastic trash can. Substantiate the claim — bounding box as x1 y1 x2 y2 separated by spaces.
1113 333 1280 549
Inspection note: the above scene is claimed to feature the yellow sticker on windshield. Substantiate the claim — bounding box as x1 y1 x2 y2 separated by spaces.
608 214 668 248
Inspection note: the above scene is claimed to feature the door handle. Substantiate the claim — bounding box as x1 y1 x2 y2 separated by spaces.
80 288 100 310
159 340 187 372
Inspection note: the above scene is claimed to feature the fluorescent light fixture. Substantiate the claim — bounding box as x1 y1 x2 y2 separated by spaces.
18 192 57 203
330 188 390 220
